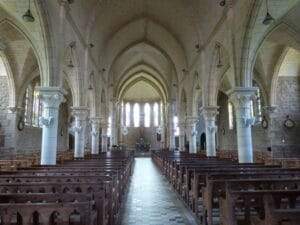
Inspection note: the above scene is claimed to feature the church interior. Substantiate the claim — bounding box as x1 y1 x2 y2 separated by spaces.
0 0 300 224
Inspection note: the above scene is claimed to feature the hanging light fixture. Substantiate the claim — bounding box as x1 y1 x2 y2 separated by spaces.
216 45 223 68
23 0 35 22
263 0 274 25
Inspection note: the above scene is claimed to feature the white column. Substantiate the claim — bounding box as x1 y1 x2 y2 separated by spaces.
72 107 89 159
202 107 219 157
228 87 257 163
186 117 198 153
38 87 65 165
90 117 101 155
101 122 108 152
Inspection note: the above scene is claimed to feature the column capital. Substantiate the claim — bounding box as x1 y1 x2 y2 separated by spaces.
227 87 258 107
37 87 66 108
185 116 198 126
90 117 101 125
201 106 219 119
71 106 89 119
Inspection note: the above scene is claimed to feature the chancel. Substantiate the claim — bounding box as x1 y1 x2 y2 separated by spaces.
0 0 300 225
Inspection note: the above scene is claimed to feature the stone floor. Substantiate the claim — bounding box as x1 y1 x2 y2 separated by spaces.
119 157 198 225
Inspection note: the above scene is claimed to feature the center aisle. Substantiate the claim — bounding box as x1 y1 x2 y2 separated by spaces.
119 157 198 225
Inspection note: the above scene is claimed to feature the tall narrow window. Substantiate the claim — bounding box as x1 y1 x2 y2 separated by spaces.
24 85 33 125
32 86 42 127
125 103 130 127
256 88 262 122
228 102 234 130
253 80 263 122
23 79 43 128
107 116 112 136
153 103 159 127
173 116 179 136
133 103 140 127
144 103 150 127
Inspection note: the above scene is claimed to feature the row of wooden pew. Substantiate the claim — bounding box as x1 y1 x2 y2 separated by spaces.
0 151 134 225
152 150 300 225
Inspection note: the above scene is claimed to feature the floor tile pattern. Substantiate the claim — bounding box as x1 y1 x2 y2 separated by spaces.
119 158 198 225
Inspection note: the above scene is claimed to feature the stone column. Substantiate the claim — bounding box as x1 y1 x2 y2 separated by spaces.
168 101 175 149
228 87 257 163
101 122 108 152
72 107 89 159
38 87 65 165
150 102 154 127
186 117 198 153
178 122 186 151
110 101 117 146
90 117 101 155
202 107 219 157
140 102 145 127
130 103 134 127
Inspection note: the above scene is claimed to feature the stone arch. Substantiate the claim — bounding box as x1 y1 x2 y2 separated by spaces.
206 42 231 107
0 51 15 107
117 72 168 104
0 18 48 86
240 0 300 86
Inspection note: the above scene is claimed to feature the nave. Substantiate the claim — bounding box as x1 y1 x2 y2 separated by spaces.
119 158 198 225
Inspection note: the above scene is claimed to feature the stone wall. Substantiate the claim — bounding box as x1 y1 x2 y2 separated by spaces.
270 76 300 158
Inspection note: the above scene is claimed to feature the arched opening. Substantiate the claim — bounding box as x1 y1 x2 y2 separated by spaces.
69 210 81 225
10 212 23 225
200 133 206 151
31 211 40 225
49 211 61 225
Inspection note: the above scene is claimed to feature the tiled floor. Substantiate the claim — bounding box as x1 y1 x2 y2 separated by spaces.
119 158 198 225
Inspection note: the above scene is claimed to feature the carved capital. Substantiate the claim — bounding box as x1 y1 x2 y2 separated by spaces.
227 87 258 109
241 116 256 127
39 116 54 127
208 125 218 133
37 87 66 108
201 106 219 120
71 106 89 120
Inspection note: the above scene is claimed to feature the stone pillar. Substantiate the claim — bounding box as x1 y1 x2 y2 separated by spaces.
38 87 65 165
202 107 219 157
130 103 134 127
178 121 186 151
111 101 117 146
168 101 175 149
72 107 89 159
140 102 145 127
186 117 198 153
101 122 108 152
228 87 257 163
150 102 154 127
90 117 101 155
